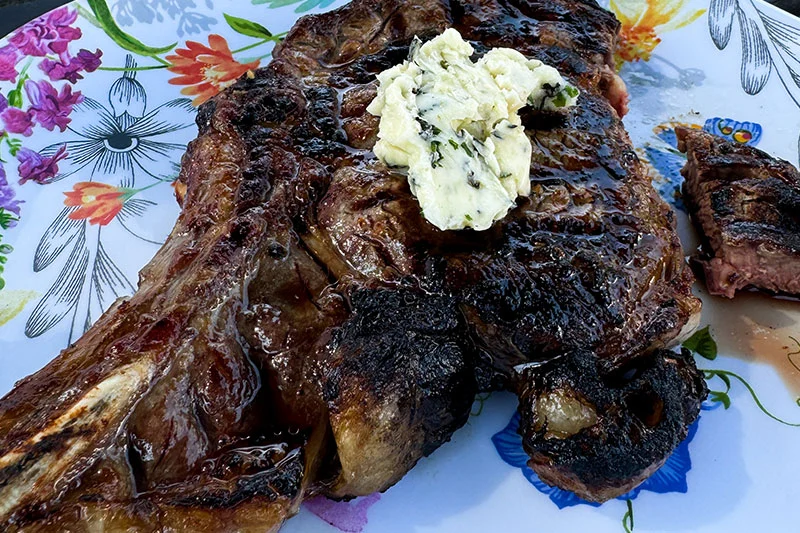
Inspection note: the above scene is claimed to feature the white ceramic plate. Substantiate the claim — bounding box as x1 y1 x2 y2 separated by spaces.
0 1 798 531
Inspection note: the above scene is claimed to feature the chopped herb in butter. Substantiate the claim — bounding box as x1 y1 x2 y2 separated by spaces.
367 28 578 231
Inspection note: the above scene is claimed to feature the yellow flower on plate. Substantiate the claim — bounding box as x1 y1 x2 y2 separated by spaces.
652 120 702 137
0 290 38 327
611 0 706 68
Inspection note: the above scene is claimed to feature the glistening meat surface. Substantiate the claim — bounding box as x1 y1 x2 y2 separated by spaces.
0 0 705 530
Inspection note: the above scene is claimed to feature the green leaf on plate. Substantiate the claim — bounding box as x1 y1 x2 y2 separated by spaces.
683 325 718 360
0 209 18 231
622 499 634 533
0 290 37 327
7 89 22 109
6 138 22 157
7 72 29 109
87 0 176 57
224 13 273 39
710 390 731 409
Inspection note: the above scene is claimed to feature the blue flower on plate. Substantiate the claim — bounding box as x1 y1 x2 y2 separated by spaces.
113 0 217 36
252 0 340 13
644 144 687 209
491 411 700 509
642 122 695 211
701 396 725 412
643 117 762 211
703 117 762 146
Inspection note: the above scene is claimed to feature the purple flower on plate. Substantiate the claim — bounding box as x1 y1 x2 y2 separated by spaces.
0 94 33 137
0 165 22 224
0 45 20 83
25 79 84 132
491 411 700 509
40 48 103 84
17 146 68 185
8 6 81 58
2 108 34 137
304 493 381 533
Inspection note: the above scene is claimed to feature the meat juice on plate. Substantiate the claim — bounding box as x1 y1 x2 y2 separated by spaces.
700 288 800 395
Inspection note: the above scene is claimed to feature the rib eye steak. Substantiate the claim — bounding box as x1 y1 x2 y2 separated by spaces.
678 126 800 298
0 0 705 530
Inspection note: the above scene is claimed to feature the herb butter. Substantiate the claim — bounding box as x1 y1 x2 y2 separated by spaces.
367 28 578 231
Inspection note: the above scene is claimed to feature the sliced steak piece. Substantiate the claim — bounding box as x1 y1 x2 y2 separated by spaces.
678 127 800 298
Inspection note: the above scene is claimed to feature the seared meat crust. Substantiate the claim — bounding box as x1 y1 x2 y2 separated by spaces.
518 348 707 502
324 288 477 496
0 1 704 530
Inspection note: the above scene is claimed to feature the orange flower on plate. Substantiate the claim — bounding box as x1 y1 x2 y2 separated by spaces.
64 182 130 226
611 0 705 68
166 34 260 106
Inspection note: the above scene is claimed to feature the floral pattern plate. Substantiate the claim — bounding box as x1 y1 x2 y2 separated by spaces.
0 1 799 532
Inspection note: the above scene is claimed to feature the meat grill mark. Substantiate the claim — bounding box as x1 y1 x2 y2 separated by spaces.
0 1 705 530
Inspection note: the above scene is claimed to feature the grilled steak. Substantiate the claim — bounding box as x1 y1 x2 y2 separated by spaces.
0 0 705 530
678 127 800 298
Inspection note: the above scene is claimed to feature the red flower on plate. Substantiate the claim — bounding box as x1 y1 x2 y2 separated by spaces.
64 182 131 226
166 34 259 106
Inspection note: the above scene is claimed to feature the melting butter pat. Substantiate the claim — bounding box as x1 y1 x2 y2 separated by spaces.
367 28 578 231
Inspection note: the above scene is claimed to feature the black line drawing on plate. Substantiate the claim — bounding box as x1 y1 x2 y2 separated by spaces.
708 0 800 162
39 58 195 187
25 58 194 344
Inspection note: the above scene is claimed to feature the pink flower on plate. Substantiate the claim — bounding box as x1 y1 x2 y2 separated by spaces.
304 494 381 533
2 108 33 136
0 45 19 83
40 48 103 83
16 146 67 185
25 79 84 132
8 6 81 58
0 94 33 137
